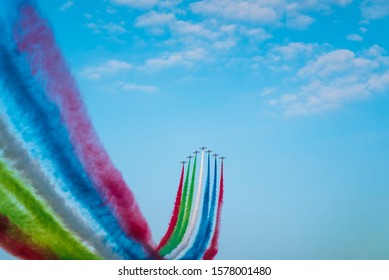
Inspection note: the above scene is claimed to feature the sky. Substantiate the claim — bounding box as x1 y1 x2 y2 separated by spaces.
1 0 389 259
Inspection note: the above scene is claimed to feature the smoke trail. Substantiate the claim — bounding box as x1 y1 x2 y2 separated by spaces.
0 186 96 259
159 158 191 256
13 2 152 246
0 161 101 259
203 160 224 260
0 42 149 259
156 164 185 251
177 154 197 242
179 154 212 259
167 150 205 258
0 115 118 259
199 156 219 259
0 214 58 260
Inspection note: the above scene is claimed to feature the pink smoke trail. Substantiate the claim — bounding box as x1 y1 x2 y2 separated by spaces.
14 4 152 246
156 164 185 251
203 160 224 260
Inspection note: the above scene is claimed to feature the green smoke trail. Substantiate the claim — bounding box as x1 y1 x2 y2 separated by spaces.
177 154 197 242
159 158 192 256
0 212 58 259
0 161 101 259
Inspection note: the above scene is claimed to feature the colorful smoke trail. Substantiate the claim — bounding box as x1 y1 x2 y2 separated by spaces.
0 0 225 260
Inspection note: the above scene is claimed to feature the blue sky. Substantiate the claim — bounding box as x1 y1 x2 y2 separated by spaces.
1 0 389 259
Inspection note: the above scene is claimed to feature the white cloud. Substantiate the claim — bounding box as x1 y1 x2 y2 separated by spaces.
135 15 241 54
145 48 207 69
239 27 272 41
59 1 74 12
146 54 184 68
103 22 127 33
365 44 387 58
262 45 389 116
286 15 315 30
220 24 237 33
190 0 352 28
121 83 159 93
361 0 389 20
254 42 321 73
267 42 320 62
212 39 237 51
85 23 100 34
367 70 389 91
111 0 159 9
190 0 281 25
135 11 176 27
158 0 182 9
297 49 377 78
336 0 353 5
85 21 127 35
112 0 182 10
279 81 370 116
346 34 363 41
171 20 217 39
81 60 132 79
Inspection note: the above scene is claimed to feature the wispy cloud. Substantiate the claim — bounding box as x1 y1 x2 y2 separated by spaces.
270 42 319 61
81 60 132 79
158 0 183 9
361 0 389 20
286 15 315 30
171 20 218 39
135 11 176 27
190 0 280 25
112 0 182 10
85 21 127 35
134 12 271 62
190 0 352 28
59 1 74 12
144 48 208 69
254 42 320 72
121 82 159 93
111 0 160 9
262 45 389 116
347 34 363 42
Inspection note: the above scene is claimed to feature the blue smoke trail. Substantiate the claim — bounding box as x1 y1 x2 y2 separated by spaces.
200 156 218 258
0 29 150 259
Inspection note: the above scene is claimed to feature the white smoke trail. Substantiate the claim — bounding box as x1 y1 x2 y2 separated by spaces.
0 114 119 259
167 149 205 259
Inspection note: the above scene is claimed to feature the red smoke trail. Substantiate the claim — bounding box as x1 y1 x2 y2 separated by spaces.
14 4 152 246
0 214 58 260
156 165 185 251
203 160 224 260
